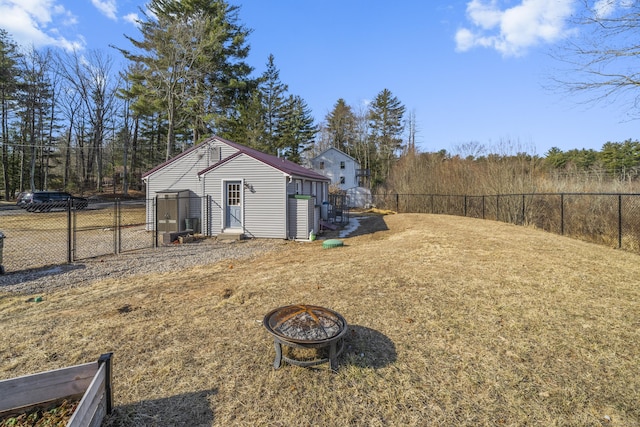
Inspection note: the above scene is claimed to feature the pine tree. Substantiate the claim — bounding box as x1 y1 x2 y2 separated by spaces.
325 98 356 153
600 140 640 178
220 90 267 152
118 0 252 160
261 54 288 156
216 53 317 163
278 95 316 163
368 88 405 186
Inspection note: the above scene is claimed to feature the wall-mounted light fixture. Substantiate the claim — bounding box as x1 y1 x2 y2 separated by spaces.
244 182 255 193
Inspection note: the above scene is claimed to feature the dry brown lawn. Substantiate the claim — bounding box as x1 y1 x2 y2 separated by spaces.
1 213 639 426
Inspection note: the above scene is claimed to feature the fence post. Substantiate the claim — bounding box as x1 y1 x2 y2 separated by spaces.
113 200 117 254
560 193 565 236
496 195 500 222
116 200 121 254
618 194 623 249
482 195 485 219
154 197 158 248
522 194 526 225
206 195 211 236
464 195 467 217
67 200 72 263
395 194 399 213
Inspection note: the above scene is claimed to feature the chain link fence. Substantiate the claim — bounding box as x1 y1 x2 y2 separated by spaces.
373 193 640 254
3 192 638 274
0 200 150 274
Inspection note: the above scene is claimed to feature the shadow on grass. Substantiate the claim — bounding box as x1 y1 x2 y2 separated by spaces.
320 214 390 240
103 388 218 427
344 325 397 369
0 264 86 287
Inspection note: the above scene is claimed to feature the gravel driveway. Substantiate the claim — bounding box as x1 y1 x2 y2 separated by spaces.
0 238 287 295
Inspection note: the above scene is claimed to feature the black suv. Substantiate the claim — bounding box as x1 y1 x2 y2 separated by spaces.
22 191 88 212
15 191 32 208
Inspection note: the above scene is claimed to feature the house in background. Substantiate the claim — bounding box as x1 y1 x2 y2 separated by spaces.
142 136 330 241
309 147 371 208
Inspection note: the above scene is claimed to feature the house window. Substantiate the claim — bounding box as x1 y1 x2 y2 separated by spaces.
319 161 324 170
340 161 345 169
340 176 345 184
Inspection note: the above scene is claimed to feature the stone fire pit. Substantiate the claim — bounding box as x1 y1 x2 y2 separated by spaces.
263 304 348 371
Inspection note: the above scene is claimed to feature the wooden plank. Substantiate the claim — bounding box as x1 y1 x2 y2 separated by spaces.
0 362 96 413
67 363 106 427
88 402 107 427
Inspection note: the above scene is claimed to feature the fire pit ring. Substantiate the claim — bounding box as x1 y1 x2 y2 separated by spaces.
263 304 348 371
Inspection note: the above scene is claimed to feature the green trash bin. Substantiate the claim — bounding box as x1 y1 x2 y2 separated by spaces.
0 231 5 274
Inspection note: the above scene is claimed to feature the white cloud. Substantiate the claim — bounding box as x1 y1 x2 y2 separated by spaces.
0 0 83 51
593 0 633 18
91 0 117 21
123 12 139 25
467 0 502 29
454 28 476 52
593 0 616 17
455 0 576 56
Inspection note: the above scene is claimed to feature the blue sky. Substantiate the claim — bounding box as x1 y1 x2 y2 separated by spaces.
0 0 637 156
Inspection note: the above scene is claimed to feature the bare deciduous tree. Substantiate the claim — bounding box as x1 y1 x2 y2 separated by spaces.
552 1 640 117
57 50 119 191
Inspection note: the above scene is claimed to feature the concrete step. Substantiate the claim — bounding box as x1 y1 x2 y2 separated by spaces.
217 232 244 241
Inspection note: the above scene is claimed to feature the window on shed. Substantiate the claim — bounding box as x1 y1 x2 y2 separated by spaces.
340 161 345 169
211 146 220 162
319 161 325 169
228 183 241 206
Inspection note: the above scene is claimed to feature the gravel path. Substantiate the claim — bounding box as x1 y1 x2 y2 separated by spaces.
0 238 287 295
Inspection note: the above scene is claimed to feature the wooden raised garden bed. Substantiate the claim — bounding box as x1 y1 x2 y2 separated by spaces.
0 353 113 427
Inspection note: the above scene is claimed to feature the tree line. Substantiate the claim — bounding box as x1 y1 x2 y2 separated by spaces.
0 0 408 200
1 0 639 201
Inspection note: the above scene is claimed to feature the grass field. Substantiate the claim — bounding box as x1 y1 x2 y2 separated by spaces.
1 213 639 426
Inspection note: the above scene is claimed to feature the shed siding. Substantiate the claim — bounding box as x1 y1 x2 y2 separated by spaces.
144 140 241 230
203 154 288 239
288 197 315 239
144 136 328 240
215 140 240 161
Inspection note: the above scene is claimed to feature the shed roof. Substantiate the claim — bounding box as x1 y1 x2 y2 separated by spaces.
142 136 330 182
198 136 330 181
